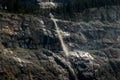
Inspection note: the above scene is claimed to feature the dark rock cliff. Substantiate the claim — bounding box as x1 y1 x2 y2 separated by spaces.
0 6 120 80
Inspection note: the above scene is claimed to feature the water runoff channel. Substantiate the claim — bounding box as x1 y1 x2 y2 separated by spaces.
50 13 78 80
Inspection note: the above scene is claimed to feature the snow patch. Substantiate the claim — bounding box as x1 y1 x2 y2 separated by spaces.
37 19 45 25
13 57 32 67
39 2 57 8
70 50 94 60
68 43 74 47
61 30 70 37
13 57 25 63
40 20 44 25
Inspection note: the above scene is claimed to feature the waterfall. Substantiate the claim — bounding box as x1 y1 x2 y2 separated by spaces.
50 13 78 80
50 14 69 56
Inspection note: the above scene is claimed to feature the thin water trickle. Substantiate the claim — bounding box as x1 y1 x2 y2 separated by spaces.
50 13 78 80
52 19 69 56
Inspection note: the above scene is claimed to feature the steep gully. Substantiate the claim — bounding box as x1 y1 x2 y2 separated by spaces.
50 13 78 80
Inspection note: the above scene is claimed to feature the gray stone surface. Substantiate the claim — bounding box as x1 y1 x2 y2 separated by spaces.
0 6 120 80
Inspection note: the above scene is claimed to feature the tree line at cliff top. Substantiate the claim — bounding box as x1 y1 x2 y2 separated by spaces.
55 0 120 14
0 0 120 14
0 0 39 13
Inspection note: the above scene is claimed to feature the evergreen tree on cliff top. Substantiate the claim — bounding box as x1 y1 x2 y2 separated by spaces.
0 0 39 13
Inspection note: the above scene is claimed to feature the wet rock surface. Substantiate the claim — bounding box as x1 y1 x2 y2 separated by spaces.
0 6 120 80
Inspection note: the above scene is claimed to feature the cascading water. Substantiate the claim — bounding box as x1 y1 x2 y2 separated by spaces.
50 13 78 80
50 14 69 57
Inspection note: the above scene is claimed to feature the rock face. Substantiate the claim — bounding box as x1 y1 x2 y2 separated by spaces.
0 6 120 80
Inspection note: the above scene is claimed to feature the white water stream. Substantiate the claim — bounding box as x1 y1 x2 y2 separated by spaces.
50 13 69 56
50 13 78 80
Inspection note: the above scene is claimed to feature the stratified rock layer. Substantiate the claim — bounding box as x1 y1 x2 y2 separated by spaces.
0 6 120 80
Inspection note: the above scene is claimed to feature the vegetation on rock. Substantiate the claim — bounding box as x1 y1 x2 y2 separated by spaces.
54 0 120 16
0 0 39 13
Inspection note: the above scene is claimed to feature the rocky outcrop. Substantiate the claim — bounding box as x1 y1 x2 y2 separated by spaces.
0 6 120 80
